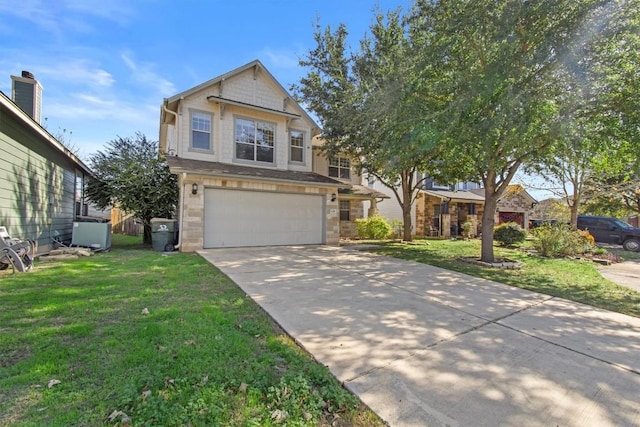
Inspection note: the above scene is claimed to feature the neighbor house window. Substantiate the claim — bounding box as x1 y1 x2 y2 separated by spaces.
289 130 304 163
329 156 350 179
468 203 476 215
339 200 350 221
191 110 212 151
235 117 275 163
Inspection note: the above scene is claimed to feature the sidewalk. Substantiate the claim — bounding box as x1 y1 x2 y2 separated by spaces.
598 258 640 292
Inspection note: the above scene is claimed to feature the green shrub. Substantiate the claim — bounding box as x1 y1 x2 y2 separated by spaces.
460 221 473 238
532 224 597 257
493 222 526 246
355 216 392 240
532 224 567 257
568 228 596 254
389 219 404 239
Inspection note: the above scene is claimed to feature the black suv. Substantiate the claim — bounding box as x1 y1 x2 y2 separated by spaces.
577 216 640 252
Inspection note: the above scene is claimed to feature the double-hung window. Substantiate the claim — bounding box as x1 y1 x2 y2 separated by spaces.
328 156 350 179
339 200 350 221
191 110 212 151
235 117 275 163
289 130 304 163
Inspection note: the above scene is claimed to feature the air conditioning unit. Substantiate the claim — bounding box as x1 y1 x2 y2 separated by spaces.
71 222 112 250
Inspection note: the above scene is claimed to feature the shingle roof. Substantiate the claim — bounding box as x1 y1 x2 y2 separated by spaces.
421 189 485 203
166 157 346 187
339 184 390 199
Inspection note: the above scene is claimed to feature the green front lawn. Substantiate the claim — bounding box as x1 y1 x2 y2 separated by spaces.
370 239 640 318
0 235 383 427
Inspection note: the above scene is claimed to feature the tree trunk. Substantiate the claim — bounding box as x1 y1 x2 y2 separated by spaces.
143 224 152 245
402 177 413 241
569 201 579 230
480 189 499 263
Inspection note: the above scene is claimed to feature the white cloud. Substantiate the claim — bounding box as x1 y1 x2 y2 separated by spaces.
38 59 115 87
0 0 134 35
260 48 300 69
47 92 157 125
120 51 176 97
62 0 135 25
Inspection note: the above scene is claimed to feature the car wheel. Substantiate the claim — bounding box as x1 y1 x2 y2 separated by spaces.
622 238 640 252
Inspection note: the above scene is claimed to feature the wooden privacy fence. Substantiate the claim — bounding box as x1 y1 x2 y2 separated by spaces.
110 207 143 236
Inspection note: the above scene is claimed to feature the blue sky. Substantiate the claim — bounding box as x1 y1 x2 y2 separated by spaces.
0 0 413 160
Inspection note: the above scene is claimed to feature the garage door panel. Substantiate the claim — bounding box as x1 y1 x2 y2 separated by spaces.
204 189 324 248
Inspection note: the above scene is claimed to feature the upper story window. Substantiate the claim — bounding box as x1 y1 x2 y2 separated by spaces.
289 130 304 163
191 110 212 151
328 156 350 179
455 181 480 191
235 117 275 163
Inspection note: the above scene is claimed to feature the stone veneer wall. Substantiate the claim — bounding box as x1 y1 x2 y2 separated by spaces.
416 193 484 238
339 199 364 239
496 193 534 230
177 173 340 252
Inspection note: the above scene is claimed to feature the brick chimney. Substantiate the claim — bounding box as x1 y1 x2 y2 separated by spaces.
11 71 43 124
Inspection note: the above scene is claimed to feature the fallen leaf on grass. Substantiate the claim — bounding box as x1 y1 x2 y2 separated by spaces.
47 379 61 388
238 383 248 393
107 410 121 422
271 409 288 423
141 308 150 315
141 390 151 402
107 410 131 425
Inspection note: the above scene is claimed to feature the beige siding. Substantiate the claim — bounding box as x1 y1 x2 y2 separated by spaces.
312 150 362 185
0 113 77 252
174 68 314 172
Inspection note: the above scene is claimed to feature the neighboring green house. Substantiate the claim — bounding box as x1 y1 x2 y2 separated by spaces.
0 72 93 253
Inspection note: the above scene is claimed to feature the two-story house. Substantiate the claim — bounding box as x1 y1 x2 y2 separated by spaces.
159 60 384 251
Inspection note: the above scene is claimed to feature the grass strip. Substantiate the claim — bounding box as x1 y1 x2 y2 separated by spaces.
0 235 383 427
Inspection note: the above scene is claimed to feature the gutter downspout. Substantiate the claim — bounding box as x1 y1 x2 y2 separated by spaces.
162 100 183 250
162 102 178 156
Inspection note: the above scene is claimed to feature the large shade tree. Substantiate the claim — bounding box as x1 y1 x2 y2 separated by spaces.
529 0 640 228
408 0 632 262
86 133 178 244
294 10 443 241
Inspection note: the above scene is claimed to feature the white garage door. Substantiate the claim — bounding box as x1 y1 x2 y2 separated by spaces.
204 188 325 248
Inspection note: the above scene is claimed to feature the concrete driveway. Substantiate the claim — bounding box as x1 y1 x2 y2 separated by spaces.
199 246 640 427
599 258 640 292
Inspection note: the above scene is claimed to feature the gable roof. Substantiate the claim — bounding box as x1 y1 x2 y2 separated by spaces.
0 90 92 175
470 184 537 204
161 59 319 130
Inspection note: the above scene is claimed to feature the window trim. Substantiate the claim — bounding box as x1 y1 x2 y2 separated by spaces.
189 109 213 153
233 115 276 165
289 129 306 165
328 156 351 179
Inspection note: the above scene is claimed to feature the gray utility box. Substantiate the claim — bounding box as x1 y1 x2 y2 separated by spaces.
71 222 112 250
151 218 177 252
